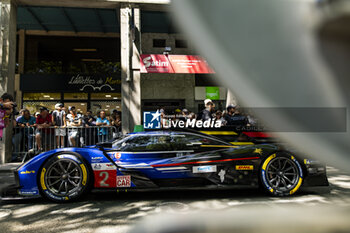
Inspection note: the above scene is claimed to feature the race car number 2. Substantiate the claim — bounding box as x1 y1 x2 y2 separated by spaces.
94 170 117 188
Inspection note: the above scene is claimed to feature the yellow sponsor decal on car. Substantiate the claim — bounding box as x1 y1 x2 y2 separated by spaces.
40 168 47 190
200 131 238 135
290 177 303 195
235 165 254 170
230 142 254 145
20 170 35 174
80 164 87 186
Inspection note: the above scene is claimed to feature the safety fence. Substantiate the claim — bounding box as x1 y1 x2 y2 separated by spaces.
12 126 120 161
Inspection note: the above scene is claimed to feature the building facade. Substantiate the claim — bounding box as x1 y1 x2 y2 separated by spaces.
0 0 229 163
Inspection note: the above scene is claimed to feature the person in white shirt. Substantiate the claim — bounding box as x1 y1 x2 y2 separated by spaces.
52 103 66 148
66 106 82 147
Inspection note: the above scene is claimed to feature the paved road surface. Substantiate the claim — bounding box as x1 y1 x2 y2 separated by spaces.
0 166 349 233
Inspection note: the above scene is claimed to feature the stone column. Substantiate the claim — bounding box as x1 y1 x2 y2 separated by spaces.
120 4 141 134
15 29 25 107
0 0 17 164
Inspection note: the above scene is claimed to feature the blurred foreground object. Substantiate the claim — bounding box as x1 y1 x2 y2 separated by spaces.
172 0 350 171
129 206 350 233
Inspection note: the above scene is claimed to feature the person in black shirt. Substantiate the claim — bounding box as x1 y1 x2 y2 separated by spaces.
178 108 189 122
111 110 122 134
225 105 249 127
83 110 96 127
200 99 215 121
83 110 96 145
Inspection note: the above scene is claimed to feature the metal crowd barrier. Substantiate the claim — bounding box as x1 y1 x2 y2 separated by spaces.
12 126 119 161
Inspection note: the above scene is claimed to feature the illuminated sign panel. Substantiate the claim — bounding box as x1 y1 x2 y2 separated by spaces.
140 54 215 74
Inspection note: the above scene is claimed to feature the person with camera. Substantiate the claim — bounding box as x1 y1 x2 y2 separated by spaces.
0 93 15 139
197 99 216 121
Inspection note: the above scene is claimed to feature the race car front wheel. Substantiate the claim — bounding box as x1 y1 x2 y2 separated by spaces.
38 153 91 202
260 153 303 196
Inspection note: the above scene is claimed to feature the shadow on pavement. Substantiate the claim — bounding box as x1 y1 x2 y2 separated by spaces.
0 167 348 233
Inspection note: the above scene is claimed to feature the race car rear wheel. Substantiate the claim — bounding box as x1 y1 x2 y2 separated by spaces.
38 153 91 202
260 153 303 196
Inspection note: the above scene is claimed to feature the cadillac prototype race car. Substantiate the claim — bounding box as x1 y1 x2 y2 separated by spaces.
4 130 328 202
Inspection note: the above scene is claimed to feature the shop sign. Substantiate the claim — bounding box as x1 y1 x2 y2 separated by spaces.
206 86 220 100
140 54 215 74
141 54 171 73
143 110 222 129
68 74 120 91
20 73 121 92
143 110 161 129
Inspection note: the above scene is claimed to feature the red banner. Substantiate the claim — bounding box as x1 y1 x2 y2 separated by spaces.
140 54 215 74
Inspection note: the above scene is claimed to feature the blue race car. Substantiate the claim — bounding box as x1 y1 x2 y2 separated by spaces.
5 130 328 202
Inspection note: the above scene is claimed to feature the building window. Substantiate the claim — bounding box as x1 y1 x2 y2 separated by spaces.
23 92 60 101
22 92 122 114
90 93 121 100
24 36 120 74
175 39 187 48
64 93 88 100
153 39 166 48
22 101 57 114
91 101 121 115
65 102 87 115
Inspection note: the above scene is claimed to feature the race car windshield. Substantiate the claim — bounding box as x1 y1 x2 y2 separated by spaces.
112 135 131 149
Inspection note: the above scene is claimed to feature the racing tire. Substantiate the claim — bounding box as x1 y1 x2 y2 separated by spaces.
38 153 91 202
260 152 303 196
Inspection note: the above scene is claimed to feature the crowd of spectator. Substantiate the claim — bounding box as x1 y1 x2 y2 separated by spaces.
12 103 122 161
159 98 255 128
10 98 254 161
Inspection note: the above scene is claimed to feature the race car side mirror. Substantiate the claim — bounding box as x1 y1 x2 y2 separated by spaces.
95 142 120 169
